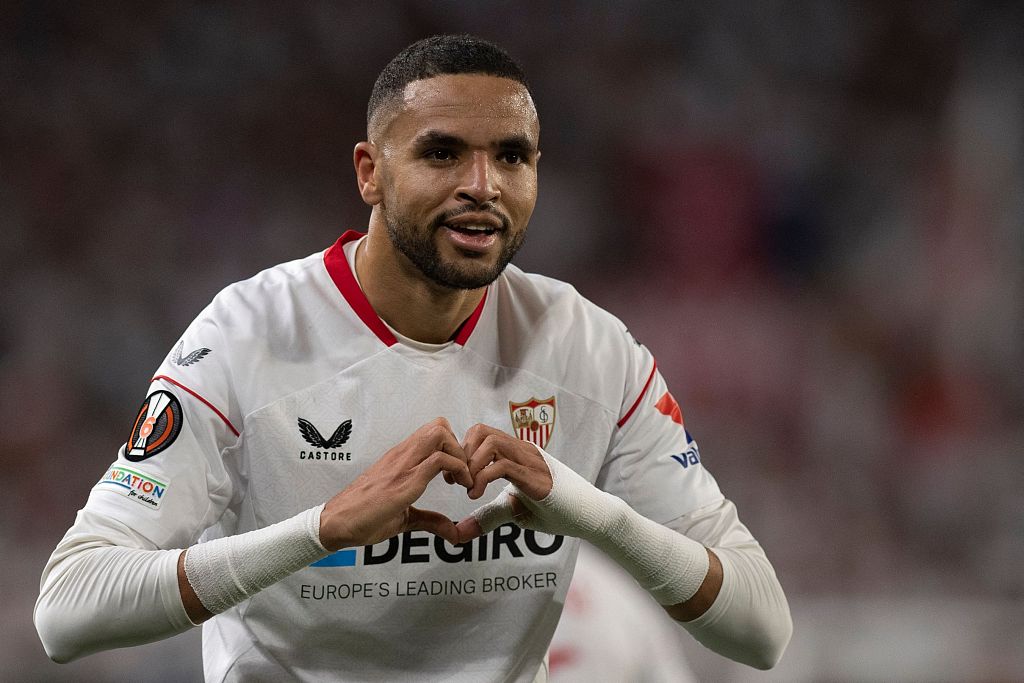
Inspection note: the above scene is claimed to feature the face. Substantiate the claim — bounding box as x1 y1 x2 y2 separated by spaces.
364 74 540 290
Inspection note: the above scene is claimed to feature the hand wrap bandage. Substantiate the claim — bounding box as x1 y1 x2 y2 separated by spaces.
471 450 710 606
183 504 330 617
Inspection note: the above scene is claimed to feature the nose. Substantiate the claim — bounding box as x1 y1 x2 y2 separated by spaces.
456 151 500 205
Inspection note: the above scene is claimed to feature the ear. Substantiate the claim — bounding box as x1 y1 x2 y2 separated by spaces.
354 141 382 205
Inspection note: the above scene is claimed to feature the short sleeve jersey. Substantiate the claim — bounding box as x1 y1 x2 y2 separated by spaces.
84 231 724 682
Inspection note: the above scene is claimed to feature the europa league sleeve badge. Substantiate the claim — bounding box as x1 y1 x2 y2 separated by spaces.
125 390 184 462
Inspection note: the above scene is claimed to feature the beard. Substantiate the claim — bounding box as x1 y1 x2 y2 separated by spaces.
382 204 526 290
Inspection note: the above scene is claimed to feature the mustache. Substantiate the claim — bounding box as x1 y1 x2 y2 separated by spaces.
432 205 511 231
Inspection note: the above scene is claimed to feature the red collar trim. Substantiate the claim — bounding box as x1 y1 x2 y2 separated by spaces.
322 230 488 347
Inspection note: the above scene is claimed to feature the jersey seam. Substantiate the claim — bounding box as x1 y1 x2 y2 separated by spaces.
152 374 240 437
616 360 658 428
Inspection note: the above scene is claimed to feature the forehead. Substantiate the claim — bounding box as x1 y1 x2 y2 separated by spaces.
382 74 539 145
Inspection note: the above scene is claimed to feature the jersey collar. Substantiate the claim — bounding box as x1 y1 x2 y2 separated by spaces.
323 230 488 348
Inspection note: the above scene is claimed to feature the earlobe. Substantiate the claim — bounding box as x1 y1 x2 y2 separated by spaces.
353 142 382 205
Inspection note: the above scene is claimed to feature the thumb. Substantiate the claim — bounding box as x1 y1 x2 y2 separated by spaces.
468 484 518 534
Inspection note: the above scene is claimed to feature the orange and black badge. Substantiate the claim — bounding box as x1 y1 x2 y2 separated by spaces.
125 390 183 462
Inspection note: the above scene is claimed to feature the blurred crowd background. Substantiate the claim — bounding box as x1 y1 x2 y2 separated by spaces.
2 2 1022 681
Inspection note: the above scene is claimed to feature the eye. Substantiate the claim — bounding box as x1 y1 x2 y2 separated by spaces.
425 149 455 161
500 151 523 165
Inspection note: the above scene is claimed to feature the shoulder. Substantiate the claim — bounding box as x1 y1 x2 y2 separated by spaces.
165 248 347 408
207 251 326 320
488 266 644 407
497 265 630 340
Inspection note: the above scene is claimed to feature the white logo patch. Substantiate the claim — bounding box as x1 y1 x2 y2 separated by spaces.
96 466 169 509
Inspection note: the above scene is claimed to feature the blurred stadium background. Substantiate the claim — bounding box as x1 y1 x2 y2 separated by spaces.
2 2 1022 680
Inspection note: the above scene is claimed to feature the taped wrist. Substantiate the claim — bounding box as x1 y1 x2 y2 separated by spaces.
183 504 330 616
472 450 710 605
591 499 710 605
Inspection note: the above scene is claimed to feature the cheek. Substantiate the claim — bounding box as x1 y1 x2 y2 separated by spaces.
507 174 538 221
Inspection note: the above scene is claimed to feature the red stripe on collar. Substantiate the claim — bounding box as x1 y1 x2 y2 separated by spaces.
323 230 488 347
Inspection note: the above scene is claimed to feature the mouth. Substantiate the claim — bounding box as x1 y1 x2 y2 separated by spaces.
440 222 501 254
443 223 499 237
437 211 507 254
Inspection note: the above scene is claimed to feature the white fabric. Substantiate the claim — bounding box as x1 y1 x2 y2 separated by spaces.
670 501 793 670
34 510 192 663
472 450 710 605
184 504 329 616
549 543 698 683
36 233 788 680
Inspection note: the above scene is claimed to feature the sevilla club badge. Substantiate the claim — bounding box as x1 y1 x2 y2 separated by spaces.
125 390 183 462
509 396 556 450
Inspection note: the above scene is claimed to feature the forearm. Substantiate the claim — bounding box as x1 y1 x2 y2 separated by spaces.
679 543 792 669
665 499 792 669
36 506 331 662
471 451 791 669
35 538 191 662
595 505 790 669
181 504 328 618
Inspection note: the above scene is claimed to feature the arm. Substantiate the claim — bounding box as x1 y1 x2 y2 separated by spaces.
34 511 193 662
456 426 791 670
36 418 472 660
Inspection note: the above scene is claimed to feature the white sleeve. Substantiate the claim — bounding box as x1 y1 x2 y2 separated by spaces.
598 341 724 525
600 335 791 668
35 309 240 662
34 509 192 663
666 499 793 670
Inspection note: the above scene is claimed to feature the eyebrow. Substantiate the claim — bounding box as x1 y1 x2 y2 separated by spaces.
412 130 538 155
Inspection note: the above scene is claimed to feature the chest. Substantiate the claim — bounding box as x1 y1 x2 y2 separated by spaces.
232 349 615 524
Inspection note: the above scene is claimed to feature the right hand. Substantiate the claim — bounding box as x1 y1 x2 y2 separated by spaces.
318 418 472 551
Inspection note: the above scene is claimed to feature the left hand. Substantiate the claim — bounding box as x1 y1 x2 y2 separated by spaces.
453 423 552 541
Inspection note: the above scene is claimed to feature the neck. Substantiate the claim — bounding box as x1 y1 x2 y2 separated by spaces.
356 226 485 344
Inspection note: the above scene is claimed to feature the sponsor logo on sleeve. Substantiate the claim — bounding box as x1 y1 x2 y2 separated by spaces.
670 430 701 469
655 391 684 425
297 418 353 461
125 390 183 461
171 340 211 367
97 466 169 509
509 396 556 449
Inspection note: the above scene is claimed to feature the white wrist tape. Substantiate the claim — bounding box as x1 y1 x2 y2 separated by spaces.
472 451 709 605
184 504 330 616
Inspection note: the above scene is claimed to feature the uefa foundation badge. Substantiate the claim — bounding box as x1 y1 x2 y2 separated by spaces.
125 390 183 462
509 396 556 449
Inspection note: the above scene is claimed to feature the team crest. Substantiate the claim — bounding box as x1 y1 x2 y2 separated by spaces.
125 390 183 462
509 396 556 449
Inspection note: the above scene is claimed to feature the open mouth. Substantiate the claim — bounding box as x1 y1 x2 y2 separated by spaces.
443 224 498 236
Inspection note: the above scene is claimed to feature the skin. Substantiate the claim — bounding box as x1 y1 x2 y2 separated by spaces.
178 73 721 625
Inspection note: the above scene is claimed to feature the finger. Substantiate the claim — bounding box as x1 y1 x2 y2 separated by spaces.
461 423 504 461
405 506 459 545
442 471 455 485
467 433 505 480
468 458 533 499
422 419 468 464
468 484 517 533
415 451 473 489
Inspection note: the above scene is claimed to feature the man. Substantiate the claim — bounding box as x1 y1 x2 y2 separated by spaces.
35 35 791 681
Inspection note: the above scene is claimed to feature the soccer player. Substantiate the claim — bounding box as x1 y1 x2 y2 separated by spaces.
35 35 792 681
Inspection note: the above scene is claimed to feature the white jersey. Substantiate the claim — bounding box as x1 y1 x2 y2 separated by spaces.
75 231 727 681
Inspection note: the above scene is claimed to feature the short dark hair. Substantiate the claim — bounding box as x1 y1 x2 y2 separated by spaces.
367 35 530 131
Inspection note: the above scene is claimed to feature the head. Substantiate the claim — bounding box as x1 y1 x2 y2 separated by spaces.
355 35 540 290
